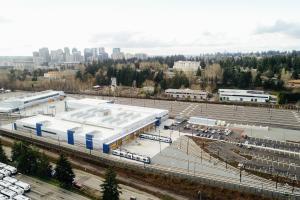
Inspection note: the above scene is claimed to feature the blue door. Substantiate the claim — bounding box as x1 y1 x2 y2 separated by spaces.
67 130 74 145
86 134 93 150
36 123 42 136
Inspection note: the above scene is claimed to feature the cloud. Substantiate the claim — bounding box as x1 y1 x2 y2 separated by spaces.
255 20 300 38
0 16 12 23
89 31 176 48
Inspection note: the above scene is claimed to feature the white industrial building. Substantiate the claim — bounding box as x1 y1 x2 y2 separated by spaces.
218 89 271 103
14 98 168 153
165 89 208 100
0 90 65 113
173 61 201 73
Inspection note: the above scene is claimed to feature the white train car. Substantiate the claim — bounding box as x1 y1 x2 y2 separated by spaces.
112 149 151 164
1 188 17 199
3 166 17 175
8 186 24 195
0 170 11 177
13 195 30 200
139 133 172 143
3 177 17 184
14 182 30 192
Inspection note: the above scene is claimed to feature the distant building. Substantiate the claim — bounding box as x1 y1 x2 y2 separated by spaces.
38 47 50 63
165 89 208 100
135 53 148 60
218 89 271 103
84 47 108 62
13 61 35 71
111 48 125 60
98 47 109 61
173 61 201 74
287 80 300 88
50 49 64 63
43 70 76 80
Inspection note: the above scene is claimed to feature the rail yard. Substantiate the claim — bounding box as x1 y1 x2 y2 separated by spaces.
0 91 299 199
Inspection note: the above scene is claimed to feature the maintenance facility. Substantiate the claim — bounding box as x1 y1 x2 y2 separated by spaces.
14 98 169 153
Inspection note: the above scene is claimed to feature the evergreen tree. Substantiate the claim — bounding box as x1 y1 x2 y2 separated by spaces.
55 154 75 188
101 168 121 200
0 141 8 163
36 153 52 179
11 142 26 162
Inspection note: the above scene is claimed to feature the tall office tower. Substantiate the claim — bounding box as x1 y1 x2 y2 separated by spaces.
64 47 71 62
98 47 109 61
39 47 50 63
84 48 93 62
72 48 78 54
32 51 40 65
111 48 124 60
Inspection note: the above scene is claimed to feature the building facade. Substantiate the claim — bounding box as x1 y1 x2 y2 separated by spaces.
165 88 208 100
173 61 201 73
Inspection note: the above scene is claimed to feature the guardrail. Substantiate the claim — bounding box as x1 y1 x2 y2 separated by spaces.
0 128 299 199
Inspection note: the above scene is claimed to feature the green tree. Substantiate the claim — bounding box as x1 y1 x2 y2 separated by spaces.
17 147 39 175
11 142 26 162
0 141 8 163
101 168 121 200
36 153 52 179
55 154 75 188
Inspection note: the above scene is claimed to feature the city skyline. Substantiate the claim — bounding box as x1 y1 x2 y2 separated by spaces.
0 0 300 56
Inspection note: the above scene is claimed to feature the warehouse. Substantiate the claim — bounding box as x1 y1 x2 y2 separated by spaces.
218 89 271 103
0 90 65 113
14 99 169 153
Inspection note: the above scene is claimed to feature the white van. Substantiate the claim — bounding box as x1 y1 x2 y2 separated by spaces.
14 182 30 192
8 185 24 195
0 181 11 188
0 169 11 177
3 177 18 184
1 188 17 199
0 164 7 169
13 195 30 200
3 166 17 175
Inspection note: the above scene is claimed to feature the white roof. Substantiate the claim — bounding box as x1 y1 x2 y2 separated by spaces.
67 98 110 108
165 88 207 95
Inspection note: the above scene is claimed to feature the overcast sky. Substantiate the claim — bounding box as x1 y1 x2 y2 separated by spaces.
0 0 300 56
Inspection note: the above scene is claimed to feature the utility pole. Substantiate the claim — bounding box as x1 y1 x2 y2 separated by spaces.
240 168 242 182
187 137 190 155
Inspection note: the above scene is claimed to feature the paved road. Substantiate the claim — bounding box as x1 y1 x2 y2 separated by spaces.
16 174 90 200
69 94 300 129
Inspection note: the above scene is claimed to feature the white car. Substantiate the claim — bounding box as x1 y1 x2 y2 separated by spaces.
3 177 17 184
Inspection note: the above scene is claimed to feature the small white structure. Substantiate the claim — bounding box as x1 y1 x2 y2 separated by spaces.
173 61 201 73
165 88 208 100
218 89 271 103
188 116 226 127
0 90 65 113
